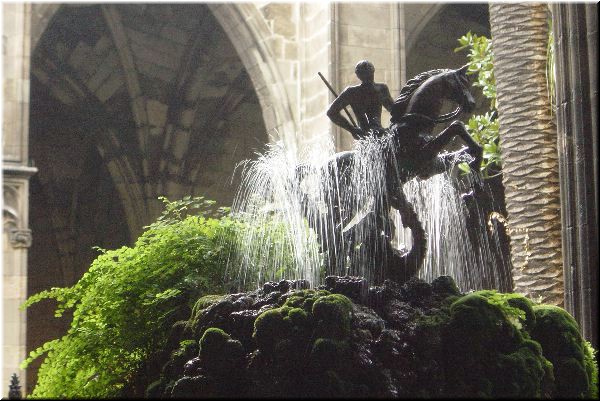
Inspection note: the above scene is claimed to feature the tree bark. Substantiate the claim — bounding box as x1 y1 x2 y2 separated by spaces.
488 3 563 305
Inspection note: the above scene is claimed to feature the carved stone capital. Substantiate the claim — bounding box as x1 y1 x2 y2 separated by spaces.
8 228 32 248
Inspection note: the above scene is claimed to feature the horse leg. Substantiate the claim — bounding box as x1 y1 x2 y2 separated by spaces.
421 121 483 170
388 189 427 282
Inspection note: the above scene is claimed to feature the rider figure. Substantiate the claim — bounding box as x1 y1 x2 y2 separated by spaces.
327 60 394 140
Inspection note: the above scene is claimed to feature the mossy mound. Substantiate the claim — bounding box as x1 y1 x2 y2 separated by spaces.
530 305 598 398
443 293 554 398
132 276 598 399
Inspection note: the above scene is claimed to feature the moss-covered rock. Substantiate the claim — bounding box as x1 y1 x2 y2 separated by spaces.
252 307 292 353
198 327 245 376
134 276 598 399
309 338 350 370
312 293 353 339
442 292 554 398
530 305 596 398
584 341 599 399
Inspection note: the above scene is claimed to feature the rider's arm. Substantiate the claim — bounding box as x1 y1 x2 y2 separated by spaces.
327 88 363 140
381 84 394 113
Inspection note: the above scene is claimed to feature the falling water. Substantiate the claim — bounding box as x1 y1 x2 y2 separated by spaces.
227 133 511 292
396 172 511 292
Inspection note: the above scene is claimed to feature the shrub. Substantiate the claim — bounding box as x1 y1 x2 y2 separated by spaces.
21 197 238 398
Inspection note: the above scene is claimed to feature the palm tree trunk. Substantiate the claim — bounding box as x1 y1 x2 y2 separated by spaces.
488 3 563 305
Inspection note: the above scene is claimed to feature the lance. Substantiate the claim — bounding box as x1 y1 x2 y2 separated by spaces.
318 72 358 128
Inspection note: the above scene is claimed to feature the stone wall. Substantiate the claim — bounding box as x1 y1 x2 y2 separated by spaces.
333 2 403 151
2 3 36 393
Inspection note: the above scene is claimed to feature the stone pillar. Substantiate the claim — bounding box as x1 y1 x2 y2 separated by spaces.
552 3 598 346
297 2 332 152
2 3 36 394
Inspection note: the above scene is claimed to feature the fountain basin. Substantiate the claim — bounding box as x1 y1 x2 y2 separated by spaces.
135 276 597 399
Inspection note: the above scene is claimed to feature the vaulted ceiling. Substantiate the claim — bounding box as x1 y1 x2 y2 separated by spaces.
28 3 268 290
30 3 267 236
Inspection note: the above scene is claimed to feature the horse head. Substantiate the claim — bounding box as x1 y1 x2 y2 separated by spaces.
391 66 476 124
448 65 476 114
425 65 476 122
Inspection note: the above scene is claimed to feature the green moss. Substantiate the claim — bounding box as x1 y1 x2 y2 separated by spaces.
584 341 599 399
495 342 554 398
506 296 536 329
160 339 199 380
200 328 230 352
475 290 534 330
309 338 349 370
312 294 353 339
186 295 228 336
287 307 308 324
199 327 244 376
283 289 330 312
530 305 592 398
431 275 461 296
192 295 224 314
449 293 511 335
253 308 291 353
444 292 553 398
253 290 348 355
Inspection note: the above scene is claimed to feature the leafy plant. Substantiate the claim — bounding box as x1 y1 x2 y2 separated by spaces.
456 27 557 177
455 32 501 178
21 197 239 398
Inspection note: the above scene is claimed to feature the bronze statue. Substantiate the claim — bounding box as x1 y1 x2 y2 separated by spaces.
326 60 394 140
303 64 483 283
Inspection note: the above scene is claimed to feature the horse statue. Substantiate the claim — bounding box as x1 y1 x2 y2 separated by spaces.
297 65 482 284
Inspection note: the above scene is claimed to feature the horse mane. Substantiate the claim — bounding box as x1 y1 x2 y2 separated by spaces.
391 69 452 118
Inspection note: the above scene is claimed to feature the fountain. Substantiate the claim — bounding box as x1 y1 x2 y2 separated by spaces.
135 63 596 399
227 63 508 292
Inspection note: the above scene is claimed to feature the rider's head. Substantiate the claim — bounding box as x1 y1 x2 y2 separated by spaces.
355 60 375 83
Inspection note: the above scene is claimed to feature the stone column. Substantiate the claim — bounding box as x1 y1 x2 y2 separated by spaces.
2 3 36 394
551 3 598 346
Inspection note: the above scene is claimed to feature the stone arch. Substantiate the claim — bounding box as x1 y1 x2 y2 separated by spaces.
404 3 490 79
30 3 297 148
31 4 61 51
208 4 297 147
404 4 445 55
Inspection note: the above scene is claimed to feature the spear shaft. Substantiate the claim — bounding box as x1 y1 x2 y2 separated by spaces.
318 72 358 128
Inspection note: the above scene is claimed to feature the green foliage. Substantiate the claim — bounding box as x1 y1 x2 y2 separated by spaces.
584 341 599 399
455 32 496 108
456 27 557 177
21 197 237 398
455 32 500 178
